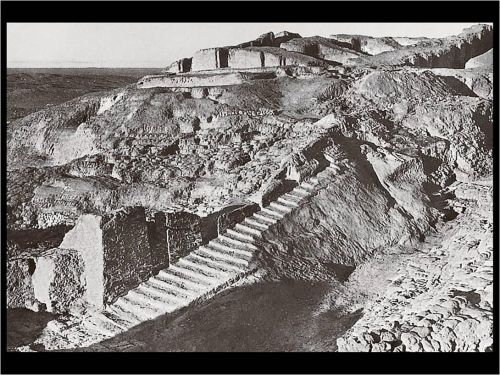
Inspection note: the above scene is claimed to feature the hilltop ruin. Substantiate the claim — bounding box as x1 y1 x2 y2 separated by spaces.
6 24 494 353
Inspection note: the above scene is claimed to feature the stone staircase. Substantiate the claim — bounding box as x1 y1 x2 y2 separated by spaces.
37 165 335 349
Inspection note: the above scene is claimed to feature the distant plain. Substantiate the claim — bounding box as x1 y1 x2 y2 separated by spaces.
7 68 162 121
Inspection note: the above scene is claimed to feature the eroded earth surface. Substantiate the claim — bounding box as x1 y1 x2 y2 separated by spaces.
6 24 494 352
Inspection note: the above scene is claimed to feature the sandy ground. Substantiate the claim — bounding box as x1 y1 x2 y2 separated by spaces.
50 281 362 352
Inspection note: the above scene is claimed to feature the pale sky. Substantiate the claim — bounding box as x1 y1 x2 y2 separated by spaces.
7 23 491 68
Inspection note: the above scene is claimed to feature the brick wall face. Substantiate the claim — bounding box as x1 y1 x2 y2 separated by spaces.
101 207 152 304
165 211 202 263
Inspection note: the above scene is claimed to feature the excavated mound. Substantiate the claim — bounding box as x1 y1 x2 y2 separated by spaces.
350 24 493 68
280 36 365 64
6 24 494 353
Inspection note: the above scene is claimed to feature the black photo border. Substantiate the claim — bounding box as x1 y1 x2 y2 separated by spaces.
1 1 498 374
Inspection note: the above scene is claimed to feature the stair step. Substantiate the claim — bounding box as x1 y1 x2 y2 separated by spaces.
210 239 254 256
253 212 278 224
157 270 208 291
226 228 255 242
219 234 258 250
261 207 285 218
270 202 293 213
283 192 303 201
126 289 171 312
168 265 217 286
108 302 146 324
117 294 168 320
190 252 243 273
101 309 136 331
169 264 219 285
198 246 249 267
277 196 300 207
84 313 125 336
179 257 230 277
142 278 195 300
244 217 269 230
235 223 263 237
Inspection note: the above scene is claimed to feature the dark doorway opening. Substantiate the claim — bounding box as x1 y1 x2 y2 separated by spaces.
218 48 229 68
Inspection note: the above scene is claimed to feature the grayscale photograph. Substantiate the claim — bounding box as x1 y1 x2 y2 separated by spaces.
5 20 494 354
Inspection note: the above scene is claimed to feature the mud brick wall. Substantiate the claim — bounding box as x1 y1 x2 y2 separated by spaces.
166 211 202 263
228 48 264 69
217 203 259 234
101 207 152 304
192 48 228 71
7 207 164 311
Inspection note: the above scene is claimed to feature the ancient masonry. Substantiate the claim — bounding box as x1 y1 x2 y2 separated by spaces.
28 164 339 350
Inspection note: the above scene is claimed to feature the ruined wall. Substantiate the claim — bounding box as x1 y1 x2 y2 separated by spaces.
101 207 152 304
138 73 245 89
67 155 114 178
191 48 228 71
228 49 264 69
354 24 493 69
32 248 86 313
7 207 207 312
217 203 260 234
166 211 202 263
59 214 104 308
237 31 301 48
164 57 193 74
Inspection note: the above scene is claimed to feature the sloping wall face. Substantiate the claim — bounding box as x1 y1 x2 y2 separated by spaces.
228 49 264 69
192 48 229 71
262 51 286 67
